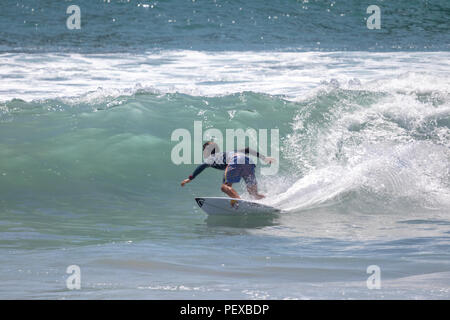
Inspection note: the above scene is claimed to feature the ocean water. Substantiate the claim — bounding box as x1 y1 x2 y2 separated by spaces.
0 0 450 299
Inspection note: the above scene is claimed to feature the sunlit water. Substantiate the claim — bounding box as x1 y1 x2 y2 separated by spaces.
1 0 449 299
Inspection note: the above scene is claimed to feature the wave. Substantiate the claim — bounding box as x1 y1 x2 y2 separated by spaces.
1 53 449 215
1 51 449 102
266 77 450 213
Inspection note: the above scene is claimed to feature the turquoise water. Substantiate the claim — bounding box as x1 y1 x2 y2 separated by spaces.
1 1 450 299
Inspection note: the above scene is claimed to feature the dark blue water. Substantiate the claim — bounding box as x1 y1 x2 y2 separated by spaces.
1 0 449 53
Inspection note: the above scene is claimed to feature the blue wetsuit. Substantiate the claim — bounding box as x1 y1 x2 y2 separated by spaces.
188 148 265 186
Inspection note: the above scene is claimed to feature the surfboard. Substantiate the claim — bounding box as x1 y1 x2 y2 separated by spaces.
195 197 280 215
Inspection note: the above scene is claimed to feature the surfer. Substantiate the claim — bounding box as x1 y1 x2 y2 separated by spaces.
180 141 275 199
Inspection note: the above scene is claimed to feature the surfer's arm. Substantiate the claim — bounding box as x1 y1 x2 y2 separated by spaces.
190 163 209 180
239 147 265 160
181 163 209 186
238 147 275 164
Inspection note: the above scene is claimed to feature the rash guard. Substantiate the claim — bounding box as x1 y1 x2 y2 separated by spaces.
188 147 265 180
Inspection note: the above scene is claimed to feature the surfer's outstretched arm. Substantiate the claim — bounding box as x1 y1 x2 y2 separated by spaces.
181 163 209 186
238 147 275 164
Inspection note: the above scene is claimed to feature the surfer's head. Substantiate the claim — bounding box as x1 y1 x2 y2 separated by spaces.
203 141 220 158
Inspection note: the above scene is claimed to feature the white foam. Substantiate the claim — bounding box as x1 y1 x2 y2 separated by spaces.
1 51 449 102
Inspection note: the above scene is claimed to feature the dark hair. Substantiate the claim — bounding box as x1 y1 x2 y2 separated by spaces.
203 141 217 155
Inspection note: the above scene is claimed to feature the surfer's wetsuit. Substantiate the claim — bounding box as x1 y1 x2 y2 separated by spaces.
189 148 266 186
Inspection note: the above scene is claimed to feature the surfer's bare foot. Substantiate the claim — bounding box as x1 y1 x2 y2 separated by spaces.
247 185 264 200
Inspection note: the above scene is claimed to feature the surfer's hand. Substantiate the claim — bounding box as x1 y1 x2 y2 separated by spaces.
264 157 276 164
181 179 191 187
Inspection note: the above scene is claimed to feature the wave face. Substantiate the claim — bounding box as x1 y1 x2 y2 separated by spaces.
0 91 297 202
1 0 449 53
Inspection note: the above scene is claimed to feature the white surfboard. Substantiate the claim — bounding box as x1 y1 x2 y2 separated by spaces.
195 197 280 215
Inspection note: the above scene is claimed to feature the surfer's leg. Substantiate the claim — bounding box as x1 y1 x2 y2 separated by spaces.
222 165 241 199
246 185 265 199
243 164 265 199
221 182 240 199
